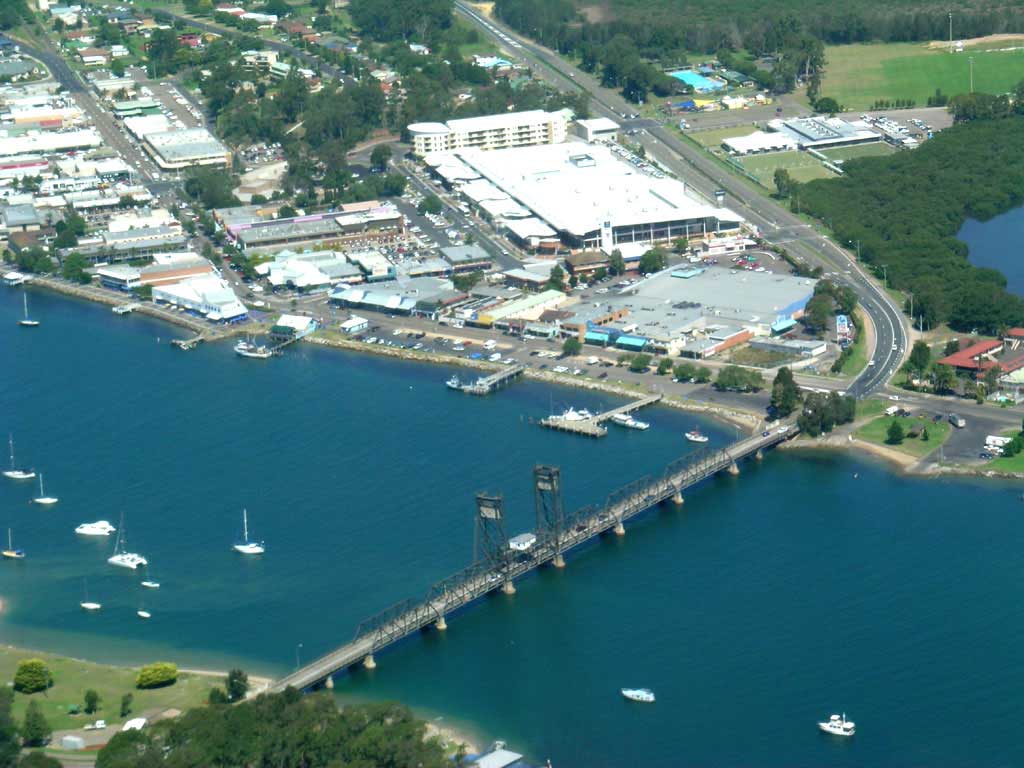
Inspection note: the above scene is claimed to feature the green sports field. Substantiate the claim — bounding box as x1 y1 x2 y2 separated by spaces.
819 143 897 162
737 151 836 190
819 43 1024 110
688 125 755 149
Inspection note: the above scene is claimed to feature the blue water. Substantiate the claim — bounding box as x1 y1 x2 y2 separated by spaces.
3 288 1024 767
960 205 1024 296
668 70 724 91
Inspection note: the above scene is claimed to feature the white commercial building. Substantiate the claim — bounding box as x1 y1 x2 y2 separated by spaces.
574 117 620 143
452 143 743 252
0 128 101 157
722 130 798 155
152 275 247 321
407 109 569 156
143 128 231 169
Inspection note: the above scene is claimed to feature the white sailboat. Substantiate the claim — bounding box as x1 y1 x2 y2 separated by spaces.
2 528 25 560
3 435 35 480
233 509 265 555
18 293 39 327
80 579 101 611
32 473 58 505
107 514 148 570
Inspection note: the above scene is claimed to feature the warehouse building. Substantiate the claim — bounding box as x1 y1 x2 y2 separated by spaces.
407 109 569 156
152 275 247 321
97 253 214 290
255 249 363 289
451 143 743 253
228 204 405 253
143 128 231 170
0 128 101 157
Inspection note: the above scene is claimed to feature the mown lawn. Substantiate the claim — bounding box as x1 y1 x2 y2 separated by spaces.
739 151 836 190
820 43 1024 109
0 647 217 732
688 124 759 149
819 143 898 162
854 398 890 420
854 415 951 458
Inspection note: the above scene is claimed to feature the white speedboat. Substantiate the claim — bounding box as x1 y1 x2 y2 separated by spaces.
137 610 152 619
818 713 855 737
684 429 709 443
234 339 273 359
621 688 656 703
76 520 116 536
32 473 58 505
611 413 650 430
233 508 265 555
446 375 462 390
140 580 160 589
2 528 25 560
18 293 39 327
107 514 147 569
557 407 593 422
3 434 35 480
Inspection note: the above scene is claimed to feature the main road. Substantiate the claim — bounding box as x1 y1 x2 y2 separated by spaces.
453 2 908 396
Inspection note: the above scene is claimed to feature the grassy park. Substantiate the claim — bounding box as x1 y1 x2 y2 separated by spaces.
819 143 898 162
819 43 1024 109
738 151 836 190
854 414 951 458
0 647 218 732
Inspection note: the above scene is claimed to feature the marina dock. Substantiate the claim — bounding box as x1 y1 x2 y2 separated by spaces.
540 393 663 437
268 423 797 693
448 364 526 395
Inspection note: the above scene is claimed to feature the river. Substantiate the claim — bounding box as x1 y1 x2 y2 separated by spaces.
1 288 1023 767
960 205 1024 296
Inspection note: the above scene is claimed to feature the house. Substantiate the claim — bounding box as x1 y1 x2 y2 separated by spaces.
177 33 202 48
938 339 1004 374
78 48 112 66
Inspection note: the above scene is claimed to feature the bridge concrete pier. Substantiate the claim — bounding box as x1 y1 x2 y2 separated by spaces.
435 615 447 631
363 654 376 670
614 520 626 536
755 449 764 461
727 461 740 476
552 552 565 568
502 580 516 595
324 675 334 690
672 489 684 505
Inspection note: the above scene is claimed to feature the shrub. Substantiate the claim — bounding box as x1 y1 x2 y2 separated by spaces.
135 662 177 689
13 660 51 694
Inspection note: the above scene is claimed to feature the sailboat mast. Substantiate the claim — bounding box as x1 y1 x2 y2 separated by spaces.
243 509 249 542
7 435 13 469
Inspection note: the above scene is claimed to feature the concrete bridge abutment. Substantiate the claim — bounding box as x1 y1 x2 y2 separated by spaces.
614 520 626 536
502 579 516 595
363 654 377 670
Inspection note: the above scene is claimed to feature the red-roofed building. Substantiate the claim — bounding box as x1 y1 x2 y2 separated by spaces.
938 339 1003 372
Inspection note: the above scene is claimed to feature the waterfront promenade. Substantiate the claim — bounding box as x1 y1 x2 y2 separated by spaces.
269 424 796 693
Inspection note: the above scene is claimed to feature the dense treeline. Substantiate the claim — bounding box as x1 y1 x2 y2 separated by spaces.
496 0 1024 56
95 690 448 768
0 0 30 30
797 102 1024 334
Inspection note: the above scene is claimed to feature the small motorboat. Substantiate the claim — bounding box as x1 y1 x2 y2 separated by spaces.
234 339 273 359
80 601 102 611
685 429 709 443
818 713 855 737
621 688 655 703
137 610 152 619
140 580 160 589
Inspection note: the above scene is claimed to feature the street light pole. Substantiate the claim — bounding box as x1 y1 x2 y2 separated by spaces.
880 264 888 288
969 56 974 93
948 11 953 53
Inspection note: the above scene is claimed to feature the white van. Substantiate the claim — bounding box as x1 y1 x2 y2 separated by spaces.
483 339 497 350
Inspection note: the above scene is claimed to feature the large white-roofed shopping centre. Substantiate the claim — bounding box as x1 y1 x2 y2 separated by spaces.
423 141 744 253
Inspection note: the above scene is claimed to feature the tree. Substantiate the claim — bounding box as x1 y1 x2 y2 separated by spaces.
886 420 904 445
452 270 483 292
770 366 802 417
225 669 249 702
208 687 229 706
773 168 794 198
546 264 565 290
13 660 51 694
982 364 1001 395
908 340 931 375
656 358 673 375
803 293 832 334
813 96 840 115
20 702 50 747
0 689 19 768
136 662 177 689
943 338 960 356
369 144 392 170
61 253 91 284
19 752 62 768
562 337 582 357
922 426 930 441
84 690 101 715
638 247 667 274
628 353 652 372
119 694 133 718
417 195 443 215
715 365 765 392
608 249 625 276
184 168 239 210
933 364 956 394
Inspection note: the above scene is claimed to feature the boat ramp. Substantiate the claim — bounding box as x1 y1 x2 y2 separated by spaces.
540 393 663 437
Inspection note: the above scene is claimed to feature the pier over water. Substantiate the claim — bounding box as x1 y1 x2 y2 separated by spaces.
269 423 797 693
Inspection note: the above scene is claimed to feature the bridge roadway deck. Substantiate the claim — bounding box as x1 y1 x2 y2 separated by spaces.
269 425 796 693
540 393 663 437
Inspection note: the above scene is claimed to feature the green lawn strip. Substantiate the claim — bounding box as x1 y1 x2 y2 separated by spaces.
854 414 950 458
819 143 897 162
0 647 217 732
854 398 889 420
988 452 1024 472
738 151 835 190
688 124 758 149
838 318 869 376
